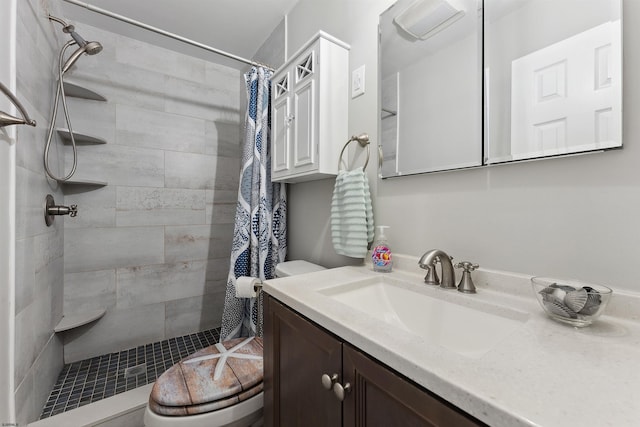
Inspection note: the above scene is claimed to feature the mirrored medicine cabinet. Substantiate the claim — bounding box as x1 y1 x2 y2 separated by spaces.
379 0 622 178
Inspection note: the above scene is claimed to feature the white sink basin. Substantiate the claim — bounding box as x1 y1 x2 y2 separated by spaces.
319 276 528 358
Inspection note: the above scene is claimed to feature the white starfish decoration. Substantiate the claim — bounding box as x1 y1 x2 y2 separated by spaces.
183 337 263 381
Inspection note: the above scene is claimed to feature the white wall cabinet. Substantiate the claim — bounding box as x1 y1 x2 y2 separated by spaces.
271 31 349 183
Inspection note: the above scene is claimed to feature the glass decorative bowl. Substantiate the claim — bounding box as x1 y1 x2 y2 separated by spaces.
531 277 612 327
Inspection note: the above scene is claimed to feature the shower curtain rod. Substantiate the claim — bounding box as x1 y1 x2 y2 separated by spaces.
62 0 275 72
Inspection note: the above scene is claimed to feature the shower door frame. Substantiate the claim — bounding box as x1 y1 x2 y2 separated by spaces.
0 0 17 424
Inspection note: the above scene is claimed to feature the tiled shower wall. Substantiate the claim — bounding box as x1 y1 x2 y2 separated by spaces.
60 24 242 363
14 0 66 424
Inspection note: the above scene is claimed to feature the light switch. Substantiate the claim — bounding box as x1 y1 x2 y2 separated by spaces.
351 65 365 98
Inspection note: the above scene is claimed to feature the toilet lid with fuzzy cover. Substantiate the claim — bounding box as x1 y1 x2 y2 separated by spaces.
149 336 263 416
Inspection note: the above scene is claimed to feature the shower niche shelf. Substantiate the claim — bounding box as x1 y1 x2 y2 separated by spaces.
54 308 106 333
56 128 107 145
62 80 107 102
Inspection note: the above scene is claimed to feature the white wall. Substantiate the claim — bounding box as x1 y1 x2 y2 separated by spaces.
285 0 395 268
285 0 640 294
0 1 17 424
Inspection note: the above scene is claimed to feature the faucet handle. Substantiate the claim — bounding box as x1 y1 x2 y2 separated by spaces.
455 261 479 294
454 261 478 272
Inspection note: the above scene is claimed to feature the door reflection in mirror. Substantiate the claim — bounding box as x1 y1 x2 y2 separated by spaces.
485 0 622 163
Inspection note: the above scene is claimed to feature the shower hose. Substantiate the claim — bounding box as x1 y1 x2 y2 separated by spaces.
44 40 79 182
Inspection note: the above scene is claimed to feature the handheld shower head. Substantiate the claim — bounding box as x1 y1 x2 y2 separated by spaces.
61 41 103 73
49 14 103 73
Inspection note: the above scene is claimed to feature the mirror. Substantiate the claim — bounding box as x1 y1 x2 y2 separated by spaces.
379 0 622 177
379 0 482 177
485 0 622 163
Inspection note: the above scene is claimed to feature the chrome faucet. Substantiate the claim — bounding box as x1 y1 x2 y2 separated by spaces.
418 249 456 289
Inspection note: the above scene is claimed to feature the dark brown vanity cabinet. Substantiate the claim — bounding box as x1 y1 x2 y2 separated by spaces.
264 295 485 427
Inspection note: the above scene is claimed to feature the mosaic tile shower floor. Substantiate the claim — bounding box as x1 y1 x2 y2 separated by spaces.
40 328 220 419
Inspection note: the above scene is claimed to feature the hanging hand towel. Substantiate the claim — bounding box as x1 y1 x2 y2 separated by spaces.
331 167 374 258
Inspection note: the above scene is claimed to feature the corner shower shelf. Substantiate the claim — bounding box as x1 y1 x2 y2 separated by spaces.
62 80 107 102
56 128 107 145
54 308 106 333
57 179 108 187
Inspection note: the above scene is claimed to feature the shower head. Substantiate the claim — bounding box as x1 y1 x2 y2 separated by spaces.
61 41 103 73
49 15 103 73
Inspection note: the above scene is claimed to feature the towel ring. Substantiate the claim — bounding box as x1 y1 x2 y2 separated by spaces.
338 133 370 171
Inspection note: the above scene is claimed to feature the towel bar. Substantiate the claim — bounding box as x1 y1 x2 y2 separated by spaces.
0 81 36 128
338 133 370 171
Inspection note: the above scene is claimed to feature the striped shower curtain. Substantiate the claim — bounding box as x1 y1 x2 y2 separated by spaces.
220 66 287 341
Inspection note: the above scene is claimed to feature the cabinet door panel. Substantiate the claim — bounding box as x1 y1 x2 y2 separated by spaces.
264 296 342 427
293 78 316 170
343 344 485 427
272 95 290 175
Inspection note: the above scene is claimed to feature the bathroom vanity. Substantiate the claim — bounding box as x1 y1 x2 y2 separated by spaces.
264 296 483 426
262 255 640 427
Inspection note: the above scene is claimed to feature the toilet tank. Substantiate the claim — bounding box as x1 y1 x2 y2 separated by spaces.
275 260 326 277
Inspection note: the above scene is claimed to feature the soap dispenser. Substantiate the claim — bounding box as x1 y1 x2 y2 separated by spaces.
371 226 393 272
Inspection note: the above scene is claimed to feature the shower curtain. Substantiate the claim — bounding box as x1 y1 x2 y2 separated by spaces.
220 66 287 341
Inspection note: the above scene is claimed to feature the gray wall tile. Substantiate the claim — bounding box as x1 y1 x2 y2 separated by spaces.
14 368 34 427
14 335 63 426
64 269 117 315
207 203 237 225
117 210 206 227
117 187 206 210
32 336 64 421
65 227 165 272
206 258 231 282
117 261 207 309
15 238 35 315
205 62 243 89
14 306 36 387
69 62 166 111
64 185 117 229
116 104 206 153
16 166 60 240
206 189 238 204
204 121 242 157
62 304 165 363
165 292 224 338
116 187 206 226
116 36 207 83
163 75 240 122
164 225 212 263
61 97 117 144
164 151 217 189
65 144 165 187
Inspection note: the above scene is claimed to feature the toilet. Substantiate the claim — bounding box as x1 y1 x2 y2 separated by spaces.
144 260 325 427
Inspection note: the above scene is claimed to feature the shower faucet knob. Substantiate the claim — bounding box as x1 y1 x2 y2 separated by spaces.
44 194 79 226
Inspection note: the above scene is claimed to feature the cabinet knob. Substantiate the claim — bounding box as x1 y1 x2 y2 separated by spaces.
333 382 351 401
321 373 338 390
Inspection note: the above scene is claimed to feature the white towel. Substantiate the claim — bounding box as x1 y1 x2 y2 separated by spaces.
330 167 374 258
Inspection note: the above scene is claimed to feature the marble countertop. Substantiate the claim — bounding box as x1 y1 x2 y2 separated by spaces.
262 254 640 427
